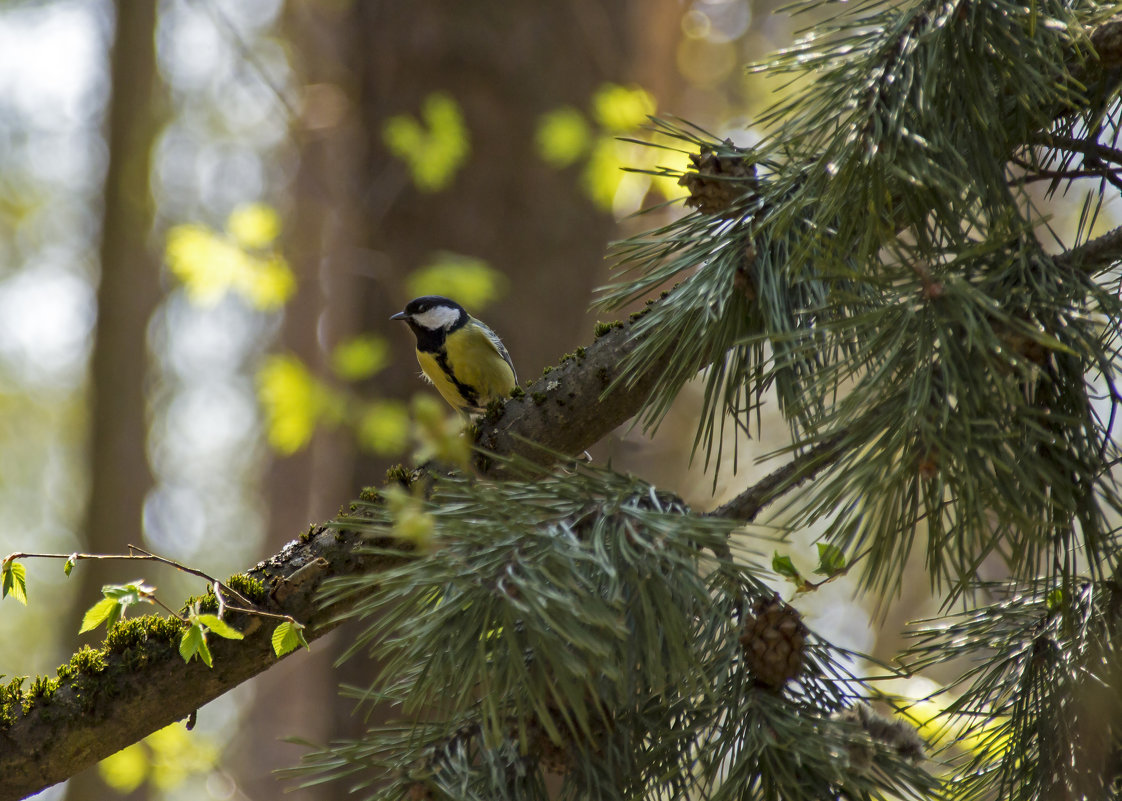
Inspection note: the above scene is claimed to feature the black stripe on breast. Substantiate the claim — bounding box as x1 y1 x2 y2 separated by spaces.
434 350 479 408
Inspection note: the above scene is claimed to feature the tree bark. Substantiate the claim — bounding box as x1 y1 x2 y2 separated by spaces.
65 2 163 799
227 2 368 797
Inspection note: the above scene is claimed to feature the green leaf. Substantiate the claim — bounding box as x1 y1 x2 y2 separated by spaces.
272 621 309 657
383 93 470 192
772 552 801 583
536 106 591 167
102 581 155 605
356 400 410 457
1 560 27 605
80 597 122 634
80 581 154 633
196 614 244 640
64 554 76 578
1045 587 1066 611
406 253 508 313
180 623 213 668
331 335 391 382
814 543 847 577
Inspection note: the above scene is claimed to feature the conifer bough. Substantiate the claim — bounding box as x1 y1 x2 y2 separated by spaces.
7 4 1122 800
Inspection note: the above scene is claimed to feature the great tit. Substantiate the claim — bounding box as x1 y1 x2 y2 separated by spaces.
391 295 517 412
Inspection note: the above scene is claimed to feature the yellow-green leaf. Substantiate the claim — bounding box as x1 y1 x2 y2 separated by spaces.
147 723 220 790
226 203 281 250
384 484 436 550
196 614 243 640
581 137 629 211
239 254 296 311
165 223 295 312
411 394 471 470
272 620 310 657
1 559 26 605
80 597 121 633
383 92 470 192
590 83 655 133
257 354 332 454
356 399 410 456
406 253 507 312
97 742 148 793
179 623 213 668
535 107 591 167
331 335 391 381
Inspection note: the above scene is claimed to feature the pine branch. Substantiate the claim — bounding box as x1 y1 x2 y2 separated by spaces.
474 314 670 476
1055 223 1122 272
8 11 1122 799
708 431 849 522
1034 133 1122 166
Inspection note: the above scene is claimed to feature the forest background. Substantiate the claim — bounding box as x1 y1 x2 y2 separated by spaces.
0 1 1114 801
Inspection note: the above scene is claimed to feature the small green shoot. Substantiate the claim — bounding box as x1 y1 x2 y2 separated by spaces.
179 622 212 668
2 559 27 605
814 543 847 578
179 605 244 668
80 581 155 633
772 552 801 583
272 621 309 657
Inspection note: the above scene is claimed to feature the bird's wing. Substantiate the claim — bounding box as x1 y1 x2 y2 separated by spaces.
475 320 517 383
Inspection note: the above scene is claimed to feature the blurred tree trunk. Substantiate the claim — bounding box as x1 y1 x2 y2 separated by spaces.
235 2 683 797
65 2 162 801
229 2 369 799
338 0 672 764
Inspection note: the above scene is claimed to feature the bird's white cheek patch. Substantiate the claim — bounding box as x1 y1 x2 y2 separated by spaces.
412 306 461 330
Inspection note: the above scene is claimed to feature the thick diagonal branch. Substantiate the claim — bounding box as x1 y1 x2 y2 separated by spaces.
7 15 1122 799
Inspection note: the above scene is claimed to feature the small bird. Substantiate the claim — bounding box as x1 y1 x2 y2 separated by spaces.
391 295 517 412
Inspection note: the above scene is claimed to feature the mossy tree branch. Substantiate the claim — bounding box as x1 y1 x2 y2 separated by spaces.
7 16 1122 800
473 314 666 477
0 527 400 801
0 312 668 800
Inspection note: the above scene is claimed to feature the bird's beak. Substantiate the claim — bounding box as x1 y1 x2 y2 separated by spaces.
390 311 408 321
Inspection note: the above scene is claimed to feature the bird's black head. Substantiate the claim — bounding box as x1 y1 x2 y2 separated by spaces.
391 296 468 347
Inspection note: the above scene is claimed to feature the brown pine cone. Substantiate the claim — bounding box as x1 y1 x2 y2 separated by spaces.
527 719 572 775
739 595 808 690
678 142 756 215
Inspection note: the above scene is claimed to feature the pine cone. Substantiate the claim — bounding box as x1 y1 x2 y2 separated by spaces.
527 719 572 775
678 143 756 215
739 595 807 690
833 703 926 770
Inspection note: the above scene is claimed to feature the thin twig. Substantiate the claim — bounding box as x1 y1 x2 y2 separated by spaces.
4 546 254 609
1008 162 1122 185
125 544 254 608
1032 133 1122 166
150 596 189 621
222 604 300 624
706 431 848 522
191 0 301 123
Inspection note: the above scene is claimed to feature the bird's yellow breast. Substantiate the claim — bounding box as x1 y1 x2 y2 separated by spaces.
416 324 516 410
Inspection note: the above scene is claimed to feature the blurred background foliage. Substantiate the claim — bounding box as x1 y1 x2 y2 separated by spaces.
0 0 1112 800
